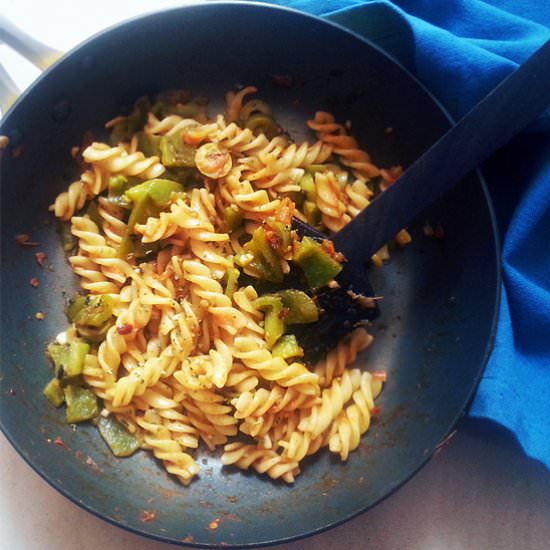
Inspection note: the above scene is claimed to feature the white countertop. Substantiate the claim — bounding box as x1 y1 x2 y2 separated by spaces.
3 418 550 550
2 3 550 548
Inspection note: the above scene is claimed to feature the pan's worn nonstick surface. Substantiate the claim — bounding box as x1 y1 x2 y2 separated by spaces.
0 3 499 547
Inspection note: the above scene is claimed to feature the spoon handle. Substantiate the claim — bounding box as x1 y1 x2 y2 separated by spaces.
332 39 550 264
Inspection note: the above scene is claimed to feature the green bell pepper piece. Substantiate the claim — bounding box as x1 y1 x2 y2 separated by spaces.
64 385 99 423
239 221 292 283
47 341 90 383
303 200 322 227
224 267 240 299
97 416 141 457
124 178 183 207
137 132 162 157
159 133 196 168
242 227 283 283
275 289 319 324
299 173 316 201
294 237 343 289
239 99 273 121
254 295 285 349
69 295 115 328
43 378 65 407
109 96 150 145
272 334 304 360
118 178 183 258
223 205 244 231
244 113 280 139
58 221 77 252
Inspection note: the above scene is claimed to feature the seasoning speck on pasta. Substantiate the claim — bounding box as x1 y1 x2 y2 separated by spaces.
43 87 405 485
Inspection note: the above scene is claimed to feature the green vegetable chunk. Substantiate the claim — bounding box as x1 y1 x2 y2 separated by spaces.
275 289 319 324
64 385 99 423
254 295 285 348
224 267 240 298
109 96 150 144
294 237 343 289
244 113 280 139
47 341 89 383
118 178 183 258
223 205 244 231
58 222 76 252
272 334 304 360
239 99 273 121
159 133 196 168
69 295 115 328
43 378 65 407
239 222 291 283
124 178 183 207
137 132 162 157
299 173 316 201
303 200 322 227
97 416 140 457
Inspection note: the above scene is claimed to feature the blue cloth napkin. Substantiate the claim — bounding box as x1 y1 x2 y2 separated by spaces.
263 0 550 469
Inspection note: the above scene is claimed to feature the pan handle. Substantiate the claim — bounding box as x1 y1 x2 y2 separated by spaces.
0 15 62 114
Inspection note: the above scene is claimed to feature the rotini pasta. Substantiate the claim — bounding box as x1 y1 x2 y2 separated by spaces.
44 87 398 487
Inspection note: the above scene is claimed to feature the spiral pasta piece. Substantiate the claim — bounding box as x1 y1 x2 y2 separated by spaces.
221 442 300 483
314 172 351 232
49 166 108 220
232 385 320 419
97 196 127 247
174 338 233 390
233 336 319 393
225 85 257 122
328 371 381 460
83 142 166 179
297 368 363 438
158 407 200 449
137 410 199 484
314 328 374 386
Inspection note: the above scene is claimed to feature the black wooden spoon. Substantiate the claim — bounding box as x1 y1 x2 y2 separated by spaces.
295 39 550 361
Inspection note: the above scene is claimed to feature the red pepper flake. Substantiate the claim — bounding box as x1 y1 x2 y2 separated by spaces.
271 74 293 88
372 370 387 382
75 450 82 459
140 510 157 523
35 251 47 266
116 323 134 335
15 233 40 247
278 307 290 320
265 228 281 249
53 437 71 451
208 518 220 530
370 406 381 417
30 278 40 287
182 536 194 543
274 197 295 225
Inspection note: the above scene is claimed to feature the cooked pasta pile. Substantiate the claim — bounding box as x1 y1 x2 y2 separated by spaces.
45 86 403 485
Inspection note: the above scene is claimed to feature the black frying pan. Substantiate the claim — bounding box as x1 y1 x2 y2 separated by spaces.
0 2 499 547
